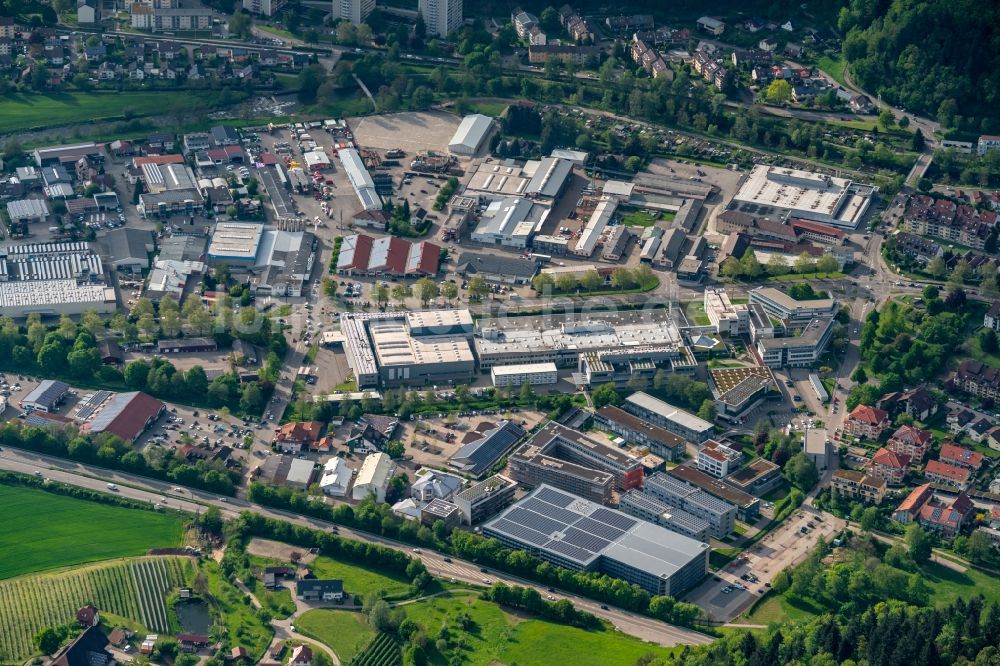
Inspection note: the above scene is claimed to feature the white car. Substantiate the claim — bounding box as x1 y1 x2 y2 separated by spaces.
107 483 118 491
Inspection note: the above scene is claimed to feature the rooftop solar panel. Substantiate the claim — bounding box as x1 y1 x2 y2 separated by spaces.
590 507 638 531
520 497 580 524
491 519 550 547
506 507 565 536
575 517 627 541
534 486 574 507
545 539 592 563
562 526 610 552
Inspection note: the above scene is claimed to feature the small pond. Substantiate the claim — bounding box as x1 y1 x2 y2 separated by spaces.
175 600 211 635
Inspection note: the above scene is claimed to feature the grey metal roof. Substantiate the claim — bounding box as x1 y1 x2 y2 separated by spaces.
22 380 70 409
449 421 525 477
484 484 707 575
455 252 539 279
525 157 573 198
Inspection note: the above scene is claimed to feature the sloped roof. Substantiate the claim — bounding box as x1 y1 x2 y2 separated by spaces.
849 404 889 425
871 447 910 470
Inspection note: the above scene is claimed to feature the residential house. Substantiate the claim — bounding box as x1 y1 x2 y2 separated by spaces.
51 626 114 666
985 302 1000 332
919 492 974 538
289 645 312 666
76 604 100 627
867 447 910 486
893 232 942 264
886 425 933 461
831 469 886 505
273 421 324 453
948 408 976 434
892 483 934 524
925 459 972 489
78 0 100 23
969 417 995 443
296 579 344 602
849 94 874 114
877 386 938 422
938 443 984 471
845 404 891 440
346 413 399 452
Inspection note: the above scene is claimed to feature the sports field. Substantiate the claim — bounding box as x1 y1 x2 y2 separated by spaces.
0 484 186 579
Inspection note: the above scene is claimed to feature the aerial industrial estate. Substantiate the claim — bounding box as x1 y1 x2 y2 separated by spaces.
0 0 998 665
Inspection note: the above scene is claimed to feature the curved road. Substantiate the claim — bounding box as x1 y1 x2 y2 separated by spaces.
0 446 713 648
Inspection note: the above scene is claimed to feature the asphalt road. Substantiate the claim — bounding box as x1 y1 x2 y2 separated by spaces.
0 446 713 648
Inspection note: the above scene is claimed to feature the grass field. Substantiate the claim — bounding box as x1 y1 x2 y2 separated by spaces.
0 91 241 134
400 593 674 666
309 555 413 598
922 561 1000 607
816 55 849 88
466 101 510 118
0 557 188 662
295 609 375 663
0 484 186 579
620 210 673 227
683 300 711 325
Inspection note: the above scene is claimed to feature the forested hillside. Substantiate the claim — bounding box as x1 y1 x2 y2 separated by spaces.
840 0 1000 133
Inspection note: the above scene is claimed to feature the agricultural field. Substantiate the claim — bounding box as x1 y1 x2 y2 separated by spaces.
350 633 401 666
0 484 187 579
0 557 189 662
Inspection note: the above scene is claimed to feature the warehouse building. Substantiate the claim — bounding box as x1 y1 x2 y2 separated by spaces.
336 233 440 277
0 280 116 317
524 157 573 200
470 197 547 249
353 452 396 502
483 485 709 596
593 405 687 461
455 252 540 285
368 318 475 387
491 362 558 388
20 380 71 413
619 489 711 542
453 474 516 525
83 391 166 443
6 198 50 224
623 392 714 443
207 222 265 265
573 196 617 257
643 471 736 538
448 114 495 156
731 165 875 229
0 241 104 282
338 148 382 212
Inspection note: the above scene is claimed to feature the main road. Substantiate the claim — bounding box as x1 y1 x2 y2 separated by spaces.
0 446 713 648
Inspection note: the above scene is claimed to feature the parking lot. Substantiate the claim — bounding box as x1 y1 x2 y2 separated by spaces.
349 111 462 154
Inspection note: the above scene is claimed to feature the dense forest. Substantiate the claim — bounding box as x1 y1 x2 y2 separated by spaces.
840 0 1000 133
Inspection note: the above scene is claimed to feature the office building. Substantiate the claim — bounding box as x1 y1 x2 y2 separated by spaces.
697 439 743 478
447 114 495 156
704 288 748 335
453 474 516 525
491 362 558 388
483 485 709 596
593 405 686 461
748 287 837 323
333 0 374 24
668 464 760 522
730 165 875 229
644 471 736 538
619 489 711 542
449 420 526 478
724 458 782 496
623 392 714 443
420 498 462 528
509 444 616 504
755 317 834 368
419 0 462 37
709 366 775 419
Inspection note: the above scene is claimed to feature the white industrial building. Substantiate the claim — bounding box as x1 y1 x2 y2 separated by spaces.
448 114 495 156
334 0 374 24
731 165 875 229
704 288 748 335
6 199 50 224
338 148 382 211
353 452 396 502
207 222 265 264
0 279 116 317
573 196 617 257
320 457 353 496
491 362 559 388
471 197 547 248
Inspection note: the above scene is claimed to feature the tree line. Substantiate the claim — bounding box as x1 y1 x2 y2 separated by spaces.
0 419 238 494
